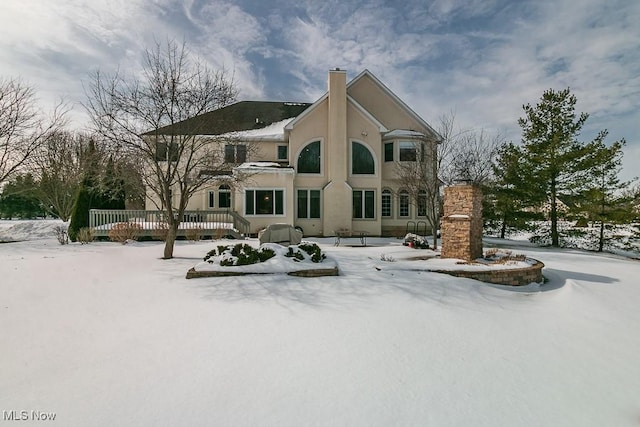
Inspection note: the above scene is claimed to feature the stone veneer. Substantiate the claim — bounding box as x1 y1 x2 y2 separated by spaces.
441 184 483 261
432 260 545 286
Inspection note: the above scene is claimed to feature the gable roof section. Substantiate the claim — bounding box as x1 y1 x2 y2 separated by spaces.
149 101 311 136
285 69 440 141
347 70 441 141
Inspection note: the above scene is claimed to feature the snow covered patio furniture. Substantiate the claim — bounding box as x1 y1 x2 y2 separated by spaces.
258 223 303 246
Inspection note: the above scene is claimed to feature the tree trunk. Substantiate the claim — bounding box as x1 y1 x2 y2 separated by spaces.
163 222 178 259
500 215 507 239
550 181 559 247
598 220 605 252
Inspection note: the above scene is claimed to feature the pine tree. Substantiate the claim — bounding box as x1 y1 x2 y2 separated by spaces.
518 88 598 247
580 135 634 251
488 143 544 238
68 175 96 241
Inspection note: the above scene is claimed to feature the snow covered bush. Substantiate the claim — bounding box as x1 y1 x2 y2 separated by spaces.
286 242 326 263
204 243 276 266
109 222 142 244
403 233 429 249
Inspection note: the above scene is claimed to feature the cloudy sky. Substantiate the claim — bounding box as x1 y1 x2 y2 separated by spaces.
1 0 638 180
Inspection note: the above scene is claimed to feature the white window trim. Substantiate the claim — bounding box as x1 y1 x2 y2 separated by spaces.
244 188 286 217
276 144 289 161
294 138 324 176
352 188 376 220
349 139 378 177
381 188 393 218
399 190 410 218
296 188 322 219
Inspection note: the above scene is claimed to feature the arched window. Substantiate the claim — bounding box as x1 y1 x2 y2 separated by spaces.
297 141 321 174
381 189 392 218
352 141 375 174
218 184 231 208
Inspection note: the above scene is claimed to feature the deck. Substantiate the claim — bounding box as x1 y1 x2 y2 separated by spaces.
89 209 250 239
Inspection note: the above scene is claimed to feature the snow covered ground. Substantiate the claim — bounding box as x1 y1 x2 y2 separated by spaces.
1 220 640 426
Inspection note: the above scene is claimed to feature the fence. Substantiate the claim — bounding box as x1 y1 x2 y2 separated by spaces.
89 209 251 239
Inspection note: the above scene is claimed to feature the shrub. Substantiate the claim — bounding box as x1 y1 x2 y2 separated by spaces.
77 227 95 244
285 247 304 261
380 253 395 262
153 222 169 241
185 227 203 242
53 226 68 245
109 222 142 244
298 242 326 263
258 247 276 262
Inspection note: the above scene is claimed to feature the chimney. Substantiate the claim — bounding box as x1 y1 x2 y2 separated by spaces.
327 68 347 180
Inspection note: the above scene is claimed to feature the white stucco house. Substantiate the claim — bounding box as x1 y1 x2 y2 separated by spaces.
146 69 441 237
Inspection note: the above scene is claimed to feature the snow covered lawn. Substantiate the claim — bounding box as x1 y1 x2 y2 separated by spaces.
1 229 640 425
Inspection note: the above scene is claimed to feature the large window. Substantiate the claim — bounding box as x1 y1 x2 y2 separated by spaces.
218 185 231 208
381 189 392 217
155 141 179 161
417 190 427 217
297 141 321 173
353 190 375 219
225 144 247 163
245 189 284 215
384 142 394 162
297 189 321 219
399 141 423 162
399 190 410 217
352 141 375 174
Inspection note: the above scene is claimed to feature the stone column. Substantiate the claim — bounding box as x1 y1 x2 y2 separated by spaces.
441 184 483 261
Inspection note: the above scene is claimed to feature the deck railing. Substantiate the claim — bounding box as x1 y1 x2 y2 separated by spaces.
89 209 250 238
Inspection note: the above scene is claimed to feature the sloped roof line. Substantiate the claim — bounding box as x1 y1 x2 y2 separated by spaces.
347 69 442 141
346 95 388 132
284 93 328 131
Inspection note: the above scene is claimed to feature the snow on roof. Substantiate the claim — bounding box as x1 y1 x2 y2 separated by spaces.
220 118 294 141
383 129 427 139
234 162 294 173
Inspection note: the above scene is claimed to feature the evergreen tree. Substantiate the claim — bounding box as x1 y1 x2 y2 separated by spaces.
0 174 45 219
517 88 598 247
580 135 634 251
488 143 544 238
68 175 96 241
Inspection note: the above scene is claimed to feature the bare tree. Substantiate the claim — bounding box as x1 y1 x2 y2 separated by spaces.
0 78 67 185
394 112 504 249
84 40 240 258
450 129 505 185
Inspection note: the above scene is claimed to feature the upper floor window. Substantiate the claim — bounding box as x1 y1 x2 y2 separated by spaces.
399 141 423 162
225 144 247 163
277 145 288 161
155 141 179 162
352 141 375 175
384 142 394 162
297 141 321 174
